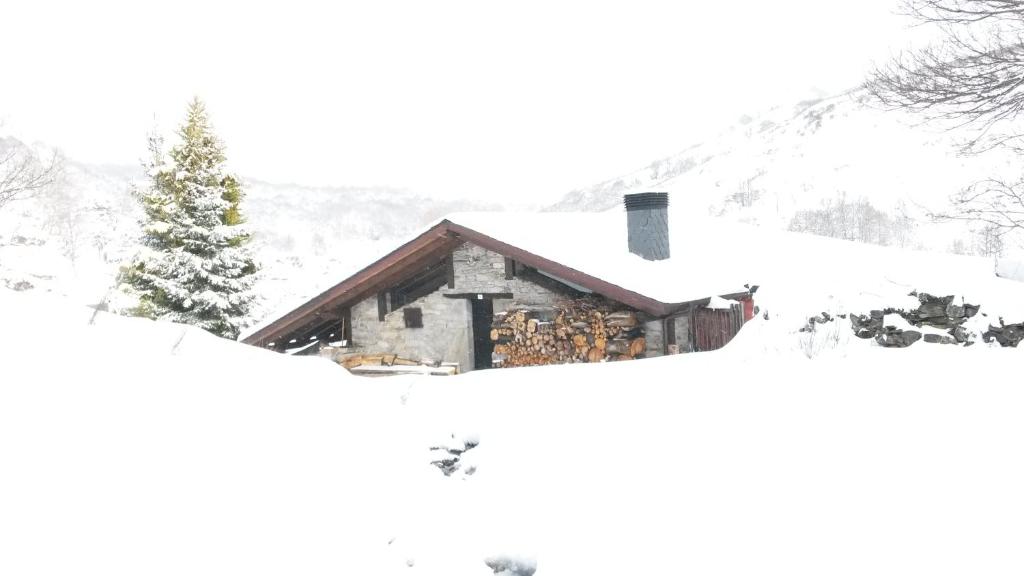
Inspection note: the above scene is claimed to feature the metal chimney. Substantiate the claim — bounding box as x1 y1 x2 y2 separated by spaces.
624 192 670 261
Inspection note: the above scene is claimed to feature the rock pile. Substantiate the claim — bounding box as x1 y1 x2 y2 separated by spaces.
428 435 479 477
484 556 537 576
805 291 1021 348
983 320 1024 347
799 311 846 333
849 292 979 348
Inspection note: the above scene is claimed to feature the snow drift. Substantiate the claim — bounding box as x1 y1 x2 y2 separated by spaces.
2 226 1024 575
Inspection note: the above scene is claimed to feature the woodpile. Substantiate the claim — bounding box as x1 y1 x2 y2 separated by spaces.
491 298 645 367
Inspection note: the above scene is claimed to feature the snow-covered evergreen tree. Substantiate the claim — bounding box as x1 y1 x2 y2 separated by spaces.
120 98 257 339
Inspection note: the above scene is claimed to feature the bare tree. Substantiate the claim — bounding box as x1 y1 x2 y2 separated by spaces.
42 182 86 269
867 1 1024 237
788 194 914 246
0 139 63 210
946 177 1024 228
869 2 1024 136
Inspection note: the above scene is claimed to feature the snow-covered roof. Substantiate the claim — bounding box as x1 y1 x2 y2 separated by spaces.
442 209 752 304
240 206 755 344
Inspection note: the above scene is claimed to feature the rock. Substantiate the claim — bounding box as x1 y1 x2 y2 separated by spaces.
429 435 480 477
9 235 45 246
851 312 883 339
915 293 955 322
946 304 965 319
851 293 981 345
950 326 971 344
876 329 921 348
485 556 537 576
923 333 956 345
800 312 836 333
11 280 33 291
983 322 1024 347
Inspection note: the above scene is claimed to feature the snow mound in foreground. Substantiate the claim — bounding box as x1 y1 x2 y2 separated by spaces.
2 288 1024 575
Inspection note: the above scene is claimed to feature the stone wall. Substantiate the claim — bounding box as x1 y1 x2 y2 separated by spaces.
344 242 660 370
442 243 568 314
349 290 472 370
643 319 664 358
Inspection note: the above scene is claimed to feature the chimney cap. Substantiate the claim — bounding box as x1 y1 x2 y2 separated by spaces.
624 192 669 211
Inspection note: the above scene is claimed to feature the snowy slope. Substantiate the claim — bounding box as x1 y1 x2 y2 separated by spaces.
0 139 497 324
6 86 1024 332
3 220 1024 575
548 89 1021 255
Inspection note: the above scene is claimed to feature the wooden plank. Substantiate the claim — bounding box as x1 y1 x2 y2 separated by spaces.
377 292 387 321
341 307 351 342
349 364 458 376
443 292 514 299
348 239 463 309
504 257 515 280
447 254 455 289
392 259 449 306
516 266 585 297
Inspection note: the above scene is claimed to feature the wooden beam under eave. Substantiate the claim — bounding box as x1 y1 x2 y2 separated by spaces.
243 228 461 345
342 238 464 313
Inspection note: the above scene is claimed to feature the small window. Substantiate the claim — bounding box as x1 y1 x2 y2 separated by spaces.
404 307 423 328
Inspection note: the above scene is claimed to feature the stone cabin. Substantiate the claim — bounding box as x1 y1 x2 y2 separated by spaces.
241 193 755 372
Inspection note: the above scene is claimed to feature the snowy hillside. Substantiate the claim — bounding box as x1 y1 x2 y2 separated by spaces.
6 86 1024 331
3 221 1024 575
0 137 496 322
548 89 1021 256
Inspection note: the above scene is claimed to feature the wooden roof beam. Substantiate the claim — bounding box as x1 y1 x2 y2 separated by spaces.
243 229 462 345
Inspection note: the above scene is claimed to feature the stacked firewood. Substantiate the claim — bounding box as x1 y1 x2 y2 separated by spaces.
491 299 646 367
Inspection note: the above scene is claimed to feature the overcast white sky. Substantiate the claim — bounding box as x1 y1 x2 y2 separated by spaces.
0 0 914 205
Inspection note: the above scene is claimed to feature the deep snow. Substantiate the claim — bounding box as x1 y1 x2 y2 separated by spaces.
3 221 1024 574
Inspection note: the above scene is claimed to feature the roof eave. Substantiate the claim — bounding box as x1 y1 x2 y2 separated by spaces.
242 219 748 346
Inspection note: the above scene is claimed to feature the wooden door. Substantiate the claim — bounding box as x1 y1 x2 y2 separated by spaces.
471 298 495 370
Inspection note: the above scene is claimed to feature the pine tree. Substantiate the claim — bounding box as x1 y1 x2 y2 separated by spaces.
120 98 258 339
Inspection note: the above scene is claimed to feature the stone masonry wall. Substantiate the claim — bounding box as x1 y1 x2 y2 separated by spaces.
349 289 472 369
345 242 654 371
643 319 663 358
442 243 567 314
673 315 690 352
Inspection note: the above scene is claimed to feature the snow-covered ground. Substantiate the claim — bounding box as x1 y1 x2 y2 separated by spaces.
548 89 1024 259
3 223 1023 575
8 85 1024 337
0 142 497 325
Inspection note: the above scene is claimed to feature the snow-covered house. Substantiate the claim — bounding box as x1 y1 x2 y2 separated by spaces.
241 193 756 371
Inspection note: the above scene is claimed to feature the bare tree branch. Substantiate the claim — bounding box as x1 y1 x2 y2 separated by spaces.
0 140 63 210
867 0 1024 236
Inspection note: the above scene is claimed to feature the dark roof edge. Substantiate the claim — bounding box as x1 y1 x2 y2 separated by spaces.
442 222 673 316
240 221 454 345
242 218 751 346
